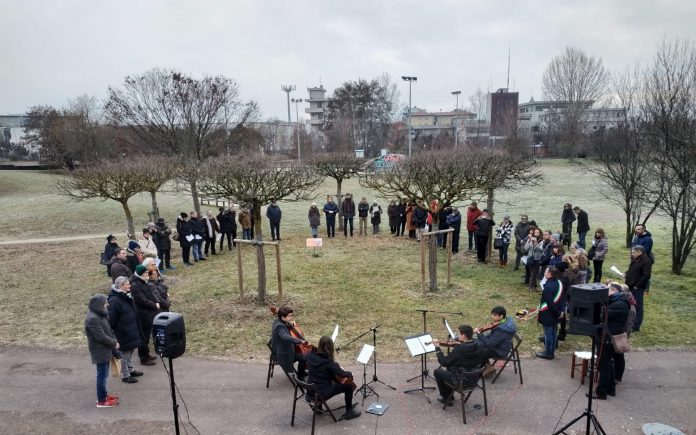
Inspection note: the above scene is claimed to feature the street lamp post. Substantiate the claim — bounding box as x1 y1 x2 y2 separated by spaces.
451 90 461 110
291 98 303 162
281 85 296 123
402 76 417 157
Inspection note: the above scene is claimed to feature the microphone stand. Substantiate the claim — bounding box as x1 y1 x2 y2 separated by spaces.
406 309 464 383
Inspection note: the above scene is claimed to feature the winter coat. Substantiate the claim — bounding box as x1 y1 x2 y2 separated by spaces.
446 211 462 231
538 279 563 327
154 222 172 251
369 204 382 224
434 339 486 373
592 237 608 261
107 287 144 351
514 222 530 250
238 210 252 230
217 211 236 233
271 318 302 373
625 253 652 290
126 249 141 271
561 208 576 225
149 279 170 311
538 240 554 268
438 208 451 230
413 208 428 228
104 242 120 264
495 222 514 244
607 293 630 336
358 201 370 218
203 217 219 239
387 204 400 227
405 206 415 231
84 294 117 365
176 218 193 248
632 231 654 257
189 217 205 238
340 196 355 218
130 275 160 325
397 202 407 222
266 204 282 224
475 216 495 238
308 206 321 227
323 201 339 220
576 210 590 233
109 257 131 283
476 317 517 358
138 236 158 258
308 351 353 399
466 206 483 232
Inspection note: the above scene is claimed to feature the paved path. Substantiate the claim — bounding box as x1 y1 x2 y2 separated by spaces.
1 346 695 434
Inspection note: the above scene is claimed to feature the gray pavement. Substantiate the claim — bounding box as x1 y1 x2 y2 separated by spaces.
1 345 694 434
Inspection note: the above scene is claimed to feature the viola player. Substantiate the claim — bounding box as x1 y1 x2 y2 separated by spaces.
475 306 517 377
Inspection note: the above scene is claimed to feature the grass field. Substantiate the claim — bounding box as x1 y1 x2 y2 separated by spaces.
0 159 694 363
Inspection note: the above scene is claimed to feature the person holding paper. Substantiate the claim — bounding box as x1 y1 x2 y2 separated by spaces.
308 336 361 421
431 325 486 405
176 213 194 266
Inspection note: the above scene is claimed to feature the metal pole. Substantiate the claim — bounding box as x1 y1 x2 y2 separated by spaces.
296 102 301 162
286 92 291 123
408 81 412 157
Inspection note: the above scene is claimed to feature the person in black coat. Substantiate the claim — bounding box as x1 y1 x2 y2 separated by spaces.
266 201 283 241
624 245 652 332
536 267 563 360
397 199 407 236
203 210 220 256
270 306 307 380
176 213 194 266
217 206 236 251
474 210 495 263
307 336 361 420
438 206 452 249
413 202 428 241
592 283 630 399
446 208 462 253
103 235 120 277
573 206 590 249
431 325 486 404
189 211 206 261
109 249 131 283
154 218 174 270
130 265 160 365
561 203 576 249
108 276 145 383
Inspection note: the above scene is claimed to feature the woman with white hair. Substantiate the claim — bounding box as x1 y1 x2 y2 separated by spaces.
369 200 382 234
108 276 144 384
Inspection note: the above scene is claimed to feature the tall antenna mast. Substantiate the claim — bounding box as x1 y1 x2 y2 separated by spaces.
506 42 511 90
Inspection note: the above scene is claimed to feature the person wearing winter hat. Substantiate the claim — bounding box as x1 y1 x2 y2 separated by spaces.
126 241 142 272
138 228 158 259
84 294 119 407
108 276 144 384
129 264 159 365
369 200 382 234
308 202 321 238
154 217 174 271
103 235 120 278
357 197 370 236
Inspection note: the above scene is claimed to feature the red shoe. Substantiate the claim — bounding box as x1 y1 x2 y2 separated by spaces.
107 394 119 401
96 398 119 408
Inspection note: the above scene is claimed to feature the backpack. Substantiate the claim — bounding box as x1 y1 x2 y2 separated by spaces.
99 252 108 265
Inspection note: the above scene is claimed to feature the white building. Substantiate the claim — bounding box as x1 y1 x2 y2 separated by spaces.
305 85 328 129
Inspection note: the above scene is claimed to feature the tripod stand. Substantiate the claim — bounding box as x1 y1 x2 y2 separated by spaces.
406 309 463 383
163 356 181 435
553 335 605 435
337 324 395 404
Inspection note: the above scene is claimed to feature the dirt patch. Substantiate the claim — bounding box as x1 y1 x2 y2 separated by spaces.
0 411 174 435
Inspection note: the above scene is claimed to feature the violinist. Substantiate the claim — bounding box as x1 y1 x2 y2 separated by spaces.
431 325 486 406
475 306 517 377
271 306 308 380
307 336 361 421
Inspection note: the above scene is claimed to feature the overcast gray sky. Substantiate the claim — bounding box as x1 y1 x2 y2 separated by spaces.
2 0 695 120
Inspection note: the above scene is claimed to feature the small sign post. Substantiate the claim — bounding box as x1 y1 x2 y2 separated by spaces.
306 238 323 256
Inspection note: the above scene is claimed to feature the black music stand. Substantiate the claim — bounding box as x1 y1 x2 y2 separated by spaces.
406 309 464 383
337 324 395 398
403 333 436 402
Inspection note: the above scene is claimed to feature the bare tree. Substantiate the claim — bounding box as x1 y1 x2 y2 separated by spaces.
198 155 323 301
466 87 488 146
105 68 258 213
580 66 662 247
310 152 365 231
138 155 177 222
542 47 609 156
55 159 150 237
642 39 696 274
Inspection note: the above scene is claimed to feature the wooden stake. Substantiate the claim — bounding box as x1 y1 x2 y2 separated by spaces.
420 235 426 294
237 242 244 299
275 243 283 302
447 231 453 286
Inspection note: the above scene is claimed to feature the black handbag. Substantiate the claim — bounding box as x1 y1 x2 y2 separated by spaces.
493 238 504 249
588 245 597 260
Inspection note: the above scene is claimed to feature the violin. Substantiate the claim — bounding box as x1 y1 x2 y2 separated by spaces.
476 321 501 334
270 306 317 358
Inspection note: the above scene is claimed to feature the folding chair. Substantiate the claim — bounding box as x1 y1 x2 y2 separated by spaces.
443 365 488 425
491 332 523 385
290 373 343 435
266 341 294 388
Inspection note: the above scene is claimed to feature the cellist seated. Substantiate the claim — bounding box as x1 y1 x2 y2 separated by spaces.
271 306 308 380
308 336 361 421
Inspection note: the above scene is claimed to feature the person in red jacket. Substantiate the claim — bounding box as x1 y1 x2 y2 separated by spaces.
466 202 483 251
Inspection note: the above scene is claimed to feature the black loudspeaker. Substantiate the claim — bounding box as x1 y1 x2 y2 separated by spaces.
568 283 608 337
152 312 186 359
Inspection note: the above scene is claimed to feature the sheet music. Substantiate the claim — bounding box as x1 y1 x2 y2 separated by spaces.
331 324 339 343
356 344 374 365
443 319 456 340
610 265 625 278
405 333 435 356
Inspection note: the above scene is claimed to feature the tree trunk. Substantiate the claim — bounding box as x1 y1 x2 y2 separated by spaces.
486 188 495 263
336 179 344 231
120 200 135 239
625 213 633 248
149 191 160 222
253 206 267 301
190 179 201 215
428 234 438 292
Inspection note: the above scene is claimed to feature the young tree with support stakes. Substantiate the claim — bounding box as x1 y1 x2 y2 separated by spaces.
198 155 323 301
105 68 258 214
55 159 150 238
310 152 365 231
139 155 177 222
